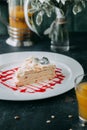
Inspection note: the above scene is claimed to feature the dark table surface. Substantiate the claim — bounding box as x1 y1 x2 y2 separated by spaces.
0 32 87 130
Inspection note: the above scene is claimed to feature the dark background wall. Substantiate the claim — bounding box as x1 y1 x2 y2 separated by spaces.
0 1 8 35
0 1 87 35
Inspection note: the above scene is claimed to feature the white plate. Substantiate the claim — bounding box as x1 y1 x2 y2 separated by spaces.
0 51 84 101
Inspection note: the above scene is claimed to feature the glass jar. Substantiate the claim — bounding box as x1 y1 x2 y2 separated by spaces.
6 0 33 47
50 17 69 52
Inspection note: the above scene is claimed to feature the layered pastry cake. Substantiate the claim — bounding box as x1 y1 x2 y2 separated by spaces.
14 57 56 87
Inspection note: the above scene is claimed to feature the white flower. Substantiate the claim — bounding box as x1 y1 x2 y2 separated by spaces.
56 0 67 4
39 0 45 3
39 0 50 4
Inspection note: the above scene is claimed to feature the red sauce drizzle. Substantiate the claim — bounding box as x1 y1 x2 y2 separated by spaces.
0 67 65 94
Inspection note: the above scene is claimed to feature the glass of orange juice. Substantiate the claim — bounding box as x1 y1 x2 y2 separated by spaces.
75 74 87 125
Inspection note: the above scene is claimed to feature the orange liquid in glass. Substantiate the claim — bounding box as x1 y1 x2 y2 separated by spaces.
9 6 31 29
76 82 87 120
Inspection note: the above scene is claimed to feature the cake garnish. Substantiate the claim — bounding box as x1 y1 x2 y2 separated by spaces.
39 57 49 65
